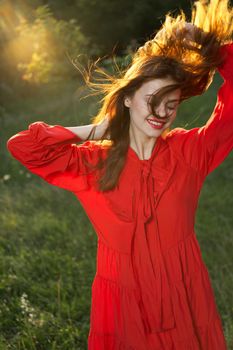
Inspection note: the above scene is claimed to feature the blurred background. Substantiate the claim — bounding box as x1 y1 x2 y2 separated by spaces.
0 0 233 349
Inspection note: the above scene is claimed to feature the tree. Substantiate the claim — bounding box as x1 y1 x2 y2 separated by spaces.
73 0 191 54
15 5 89 84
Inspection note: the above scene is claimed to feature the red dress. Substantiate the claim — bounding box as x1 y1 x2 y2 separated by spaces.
7 43 233 350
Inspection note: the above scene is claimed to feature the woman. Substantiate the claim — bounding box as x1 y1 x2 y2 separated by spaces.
7 0 233 349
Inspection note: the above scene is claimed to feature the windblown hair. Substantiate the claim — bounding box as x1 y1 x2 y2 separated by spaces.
79 0 233 192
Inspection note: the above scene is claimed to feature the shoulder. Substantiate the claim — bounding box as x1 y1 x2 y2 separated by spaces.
79 139 112 148
164 126 201 141
79 139 112 152
163 126 204 155
164 127 192 142
77 139 112 161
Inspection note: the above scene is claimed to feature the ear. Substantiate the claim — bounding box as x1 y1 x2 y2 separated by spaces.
124 96 131 108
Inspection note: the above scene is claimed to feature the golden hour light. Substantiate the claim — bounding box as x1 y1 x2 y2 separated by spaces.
0 2 55 83
0 1 24 36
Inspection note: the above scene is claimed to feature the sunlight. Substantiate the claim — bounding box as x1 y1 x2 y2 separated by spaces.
0 1 24 36
0 2 54 83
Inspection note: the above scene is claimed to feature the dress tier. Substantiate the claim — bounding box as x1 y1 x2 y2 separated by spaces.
6 43 233 349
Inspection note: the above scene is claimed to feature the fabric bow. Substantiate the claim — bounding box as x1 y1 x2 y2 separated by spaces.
131 162 176 333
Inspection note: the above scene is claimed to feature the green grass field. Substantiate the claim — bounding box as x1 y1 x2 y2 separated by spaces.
1 73 233 349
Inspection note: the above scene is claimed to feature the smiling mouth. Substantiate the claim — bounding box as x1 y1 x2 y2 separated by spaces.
147 119 167 129
146 117 168 125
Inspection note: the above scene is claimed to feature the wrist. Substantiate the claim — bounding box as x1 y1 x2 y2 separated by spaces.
86 124 105 141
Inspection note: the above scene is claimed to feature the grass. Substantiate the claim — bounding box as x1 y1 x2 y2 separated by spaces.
0 72 233 349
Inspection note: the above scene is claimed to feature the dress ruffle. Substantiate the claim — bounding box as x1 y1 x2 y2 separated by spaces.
88 235 227 350
88 316 226 350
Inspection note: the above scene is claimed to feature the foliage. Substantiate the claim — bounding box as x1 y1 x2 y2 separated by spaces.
73 0 190 54
0 0 191 94
23 0 190 54
15 5 88 84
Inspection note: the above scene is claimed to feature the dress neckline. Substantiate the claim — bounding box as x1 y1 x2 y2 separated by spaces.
127 136 162 163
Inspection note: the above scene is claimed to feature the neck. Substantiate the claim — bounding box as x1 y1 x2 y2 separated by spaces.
129 126 158 160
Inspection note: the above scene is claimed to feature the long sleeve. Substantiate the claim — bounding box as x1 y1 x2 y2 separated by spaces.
7 121 104 192
167 42 233 178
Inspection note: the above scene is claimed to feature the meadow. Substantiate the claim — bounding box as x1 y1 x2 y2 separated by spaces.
0 72 233 349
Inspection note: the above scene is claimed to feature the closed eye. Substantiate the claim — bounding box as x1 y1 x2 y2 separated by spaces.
166 103 179 111
167 107 175 111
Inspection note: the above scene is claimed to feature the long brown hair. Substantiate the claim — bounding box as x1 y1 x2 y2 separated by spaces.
79 0 233 192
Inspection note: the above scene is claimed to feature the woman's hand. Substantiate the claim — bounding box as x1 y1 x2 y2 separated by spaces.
174 22 197 42
155 22 197 43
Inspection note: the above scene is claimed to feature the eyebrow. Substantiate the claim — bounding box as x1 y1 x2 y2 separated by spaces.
146 94 180 103
145 95 180 102
167 99 180 103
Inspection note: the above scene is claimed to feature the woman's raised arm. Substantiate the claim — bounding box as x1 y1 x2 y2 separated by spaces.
65 116 110 141
6 120 109 193
166 42 233 178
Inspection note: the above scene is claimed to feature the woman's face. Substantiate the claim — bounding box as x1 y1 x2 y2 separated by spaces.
125 77 181 141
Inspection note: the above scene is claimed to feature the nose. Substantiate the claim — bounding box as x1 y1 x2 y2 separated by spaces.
155 103 167 119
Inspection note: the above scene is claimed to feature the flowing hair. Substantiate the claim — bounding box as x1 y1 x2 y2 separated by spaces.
77 0 233 192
